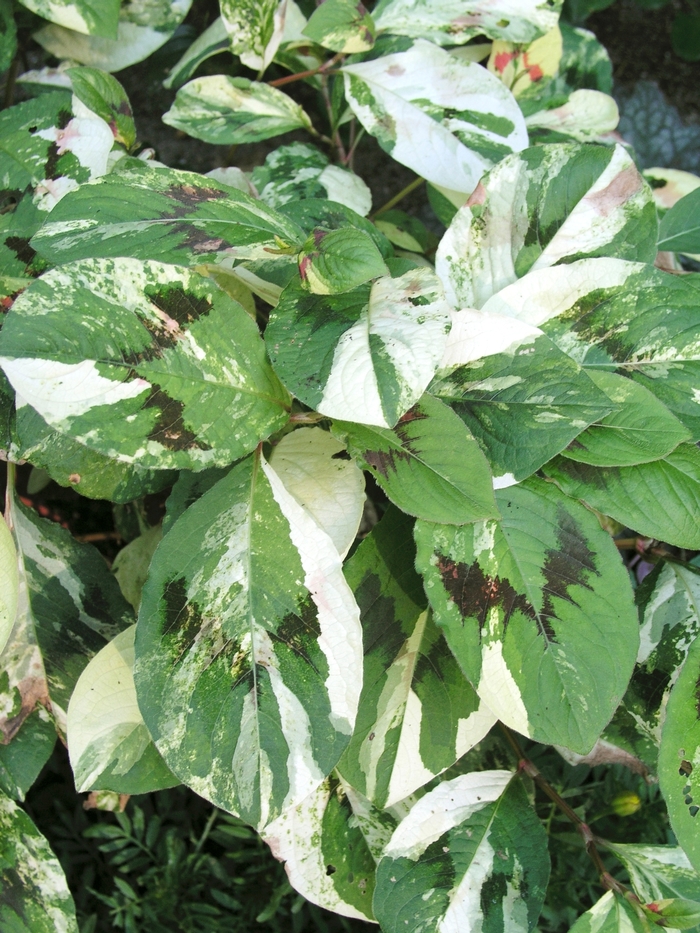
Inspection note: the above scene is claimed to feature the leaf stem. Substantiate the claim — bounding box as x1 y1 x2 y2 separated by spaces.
193 807 219 856
370 176 425 218
268 53 344 88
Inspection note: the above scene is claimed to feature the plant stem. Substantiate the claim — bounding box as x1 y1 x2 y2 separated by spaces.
194 807 219 856
320 73 347 162
268 53 343 88
371 176 425 218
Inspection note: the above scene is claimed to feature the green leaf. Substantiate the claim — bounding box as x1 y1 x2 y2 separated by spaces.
220 0 285 71
483 259 700 440
561 370 690 467
162 465 232 534
436 143 657 310
646 898 700 929
372 0 561 45
374 209 432 254
0 707 55 801
163 75 313 145
263 774 395 921
659 631 700 873
430 310 613 485
544 444 700 549
134 451 363 829
303 0 375 53
337 507 496 807
267 268 451 427
658 188 700 254
299 227 388 294
67 625 178 794
66 66 136 149
342 39 527 196
606 844 700 905
415 477 639 752
18 0 120 38
164 16 229 90
31 161 305 267
0 512 18 658
280 197 390 255
34 0 192 72
373 774 549 933
0 790 78 933
569 892 648 933
0 0 17 74
112 525 163 612
268 427 365 559
0 257 291 470
333 393 497 525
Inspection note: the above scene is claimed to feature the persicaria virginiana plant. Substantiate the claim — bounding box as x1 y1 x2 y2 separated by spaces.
1 0 700 930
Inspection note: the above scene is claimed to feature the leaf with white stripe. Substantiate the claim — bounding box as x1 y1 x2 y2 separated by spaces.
337 506 496 808
436 143 656 310
569 891 648 933
18 0 120 38
263 773 396 921
372 0 561 45
482 259 700 440
67 625 178 794
430 310 613 486
267 268 451 428
221 0 287 72
268 427 364 559
373 772 549 933
0 790 78 933
134 449 363 829
415 478 639 752
342 40 528 196
605 843 700 906
0 258 291 470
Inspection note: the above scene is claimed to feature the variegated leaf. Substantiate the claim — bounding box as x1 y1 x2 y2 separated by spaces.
436 144 657 310
337 507 496 808
263 773 396 921
659 631 700 873
0 258 291 470
430 309 613 486
251 143 372 216
645 167 700 213
0 706 56 801
332 393 497 525
268 427 365 559
66 66 136 149
162 465 231 534
31 161 305 266
34 0 192 72
221 0 287 72
18 0 120 38
67 625 178 794
298 227 388 295
373 772 549 933
487 26 563 99
0 512 18 658
415 477 639 752
303 0 375 53
342 40 528 196
163 75 313 145
605 843 700 906
482 258 700 440
0 790 78 933
525 89 620 143
134 450 363 829
569 891 648 933
372 0 561 45
164 16 230 90
267 268 452 428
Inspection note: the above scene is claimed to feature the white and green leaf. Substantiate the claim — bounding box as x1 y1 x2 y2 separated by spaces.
605 843 700 906
568 891 648 933
303 0 375 53
164 15 230 89
220 0 287 72
0 512 18 658
18 0 120 37
525 89 620 143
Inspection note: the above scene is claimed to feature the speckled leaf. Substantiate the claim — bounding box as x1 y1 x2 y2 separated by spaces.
436 144 656 310
373 773 549 933
251 143 372 216
372 0 561 45
66 66 136 149
658 188 700 255
164 16 229 90
268 427 364 559
544 444 700 549
332 393 497 524
337 507 496 808
5 487 133 734
569 892 648 933
0 512 18 658
0 90 114 212
482 259 700 440
0 258 291 470
134 451 363 829
18 0 120 38
220 0 286 72
67 625 178 794
31 161 305 266
342 40 528 196
299 227 388 294
606 843 700 907
303 0 375 53
163 75 312 145
0 790 78 933
267 268 451 428
34 0 192 72
263 774 395 921
659 636 700 872
415 477 639 752
430 310 613 486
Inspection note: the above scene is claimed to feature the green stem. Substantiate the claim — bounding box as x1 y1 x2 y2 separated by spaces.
370 176 424 218
194 808 219 856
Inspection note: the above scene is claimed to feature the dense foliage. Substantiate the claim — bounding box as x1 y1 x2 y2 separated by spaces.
1 0 700 930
